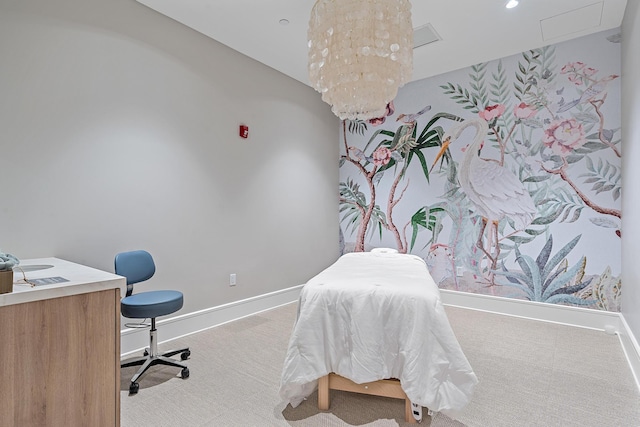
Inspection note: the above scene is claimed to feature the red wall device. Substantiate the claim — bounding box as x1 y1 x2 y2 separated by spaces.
239 125 249 138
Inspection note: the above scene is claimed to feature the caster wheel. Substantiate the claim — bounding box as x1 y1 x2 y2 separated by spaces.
181 350 191 360
143 349 149 357
181 367 190 379
129 382 139 394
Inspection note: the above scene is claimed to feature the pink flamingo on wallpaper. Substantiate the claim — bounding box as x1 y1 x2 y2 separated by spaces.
432 118 536 273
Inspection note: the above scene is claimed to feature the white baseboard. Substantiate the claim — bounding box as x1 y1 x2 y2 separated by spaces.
120 284 303 357
618 315 640 389
440 289 623 330
440 289 640 390
120 285 640 391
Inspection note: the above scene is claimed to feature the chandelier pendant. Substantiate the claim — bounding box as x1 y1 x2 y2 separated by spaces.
308 0 413 121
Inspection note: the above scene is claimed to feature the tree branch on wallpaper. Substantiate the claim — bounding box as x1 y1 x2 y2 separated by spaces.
540 158 621 220
341 120 381 251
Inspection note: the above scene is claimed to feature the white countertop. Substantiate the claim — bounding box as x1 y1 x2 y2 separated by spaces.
0 257 124 307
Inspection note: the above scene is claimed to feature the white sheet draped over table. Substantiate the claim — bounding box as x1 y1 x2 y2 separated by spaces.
279 251 478 414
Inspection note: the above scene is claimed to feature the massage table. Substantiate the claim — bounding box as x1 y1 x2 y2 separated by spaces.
279 249 478 423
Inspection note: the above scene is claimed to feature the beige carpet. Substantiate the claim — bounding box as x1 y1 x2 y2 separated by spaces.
120 303 640 426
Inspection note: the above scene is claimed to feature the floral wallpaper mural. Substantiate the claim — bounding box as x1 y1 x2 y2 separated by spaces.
339 29 622 311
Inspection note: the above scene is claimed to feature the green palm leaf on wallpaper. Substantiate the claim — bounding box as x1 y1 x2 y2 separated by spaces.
339 179 387 240
409 205 446 252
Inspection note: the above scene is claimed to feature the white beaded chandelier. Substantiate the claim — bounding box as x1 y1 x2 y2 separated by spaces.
307 0 413 121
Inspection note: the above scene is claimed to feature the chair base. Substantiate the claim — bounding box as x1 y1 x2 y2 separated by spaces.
121 346 191 394
121 318 191 394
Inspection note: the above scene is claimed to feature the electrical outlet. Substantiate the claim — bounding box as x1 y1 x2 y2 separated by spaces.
230 273 236 286
456 266 463 277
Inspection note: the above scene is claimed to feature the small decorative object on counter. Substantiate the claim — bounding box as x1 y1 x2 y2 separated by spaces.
0 252 19 294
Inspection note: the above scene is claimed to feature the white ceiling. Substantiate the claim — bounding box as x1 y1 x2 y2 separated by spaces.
135 0 628 86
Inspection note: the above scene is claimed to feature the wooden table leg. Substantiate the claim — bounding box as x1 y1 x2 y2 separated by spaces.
318 375 330 410
404 399 417 424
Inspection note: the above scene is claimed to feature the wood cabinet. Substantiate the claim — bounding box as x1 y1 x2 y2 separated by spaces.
0 259 122 427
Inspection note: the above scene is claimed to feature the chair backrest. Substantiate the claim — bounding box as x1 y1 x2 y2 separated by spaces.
114 250 156 297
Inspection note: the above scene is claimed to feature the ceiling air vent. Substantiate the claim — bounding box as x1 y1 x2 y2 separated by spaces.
413 23 441 49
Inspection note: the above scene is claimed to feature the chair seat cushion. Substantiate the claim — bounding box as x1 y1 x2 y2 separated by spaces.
121 290 184 319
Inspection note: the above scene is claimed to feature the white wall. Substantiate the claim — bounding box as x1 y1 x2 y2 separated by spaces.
0 0 340 316
622 0 640 341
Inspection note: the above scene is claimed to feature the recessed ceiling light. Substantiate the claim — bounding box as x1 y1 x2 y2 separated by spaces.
506 0 519 8
279 18 290 26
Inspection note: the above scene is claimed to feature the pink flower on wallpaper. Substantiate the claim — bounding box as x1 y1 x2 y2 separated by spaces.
368 101 395 126
372 147 392 166
584 67 598 77
561 62 598 86
513 102 537 119
568 74 583 85
543 118 586 156
561 62 586 74
478 104 505 121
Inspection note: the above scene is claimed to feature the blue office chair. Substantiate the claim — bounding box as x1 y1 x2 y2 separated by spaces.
115 250 190 394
